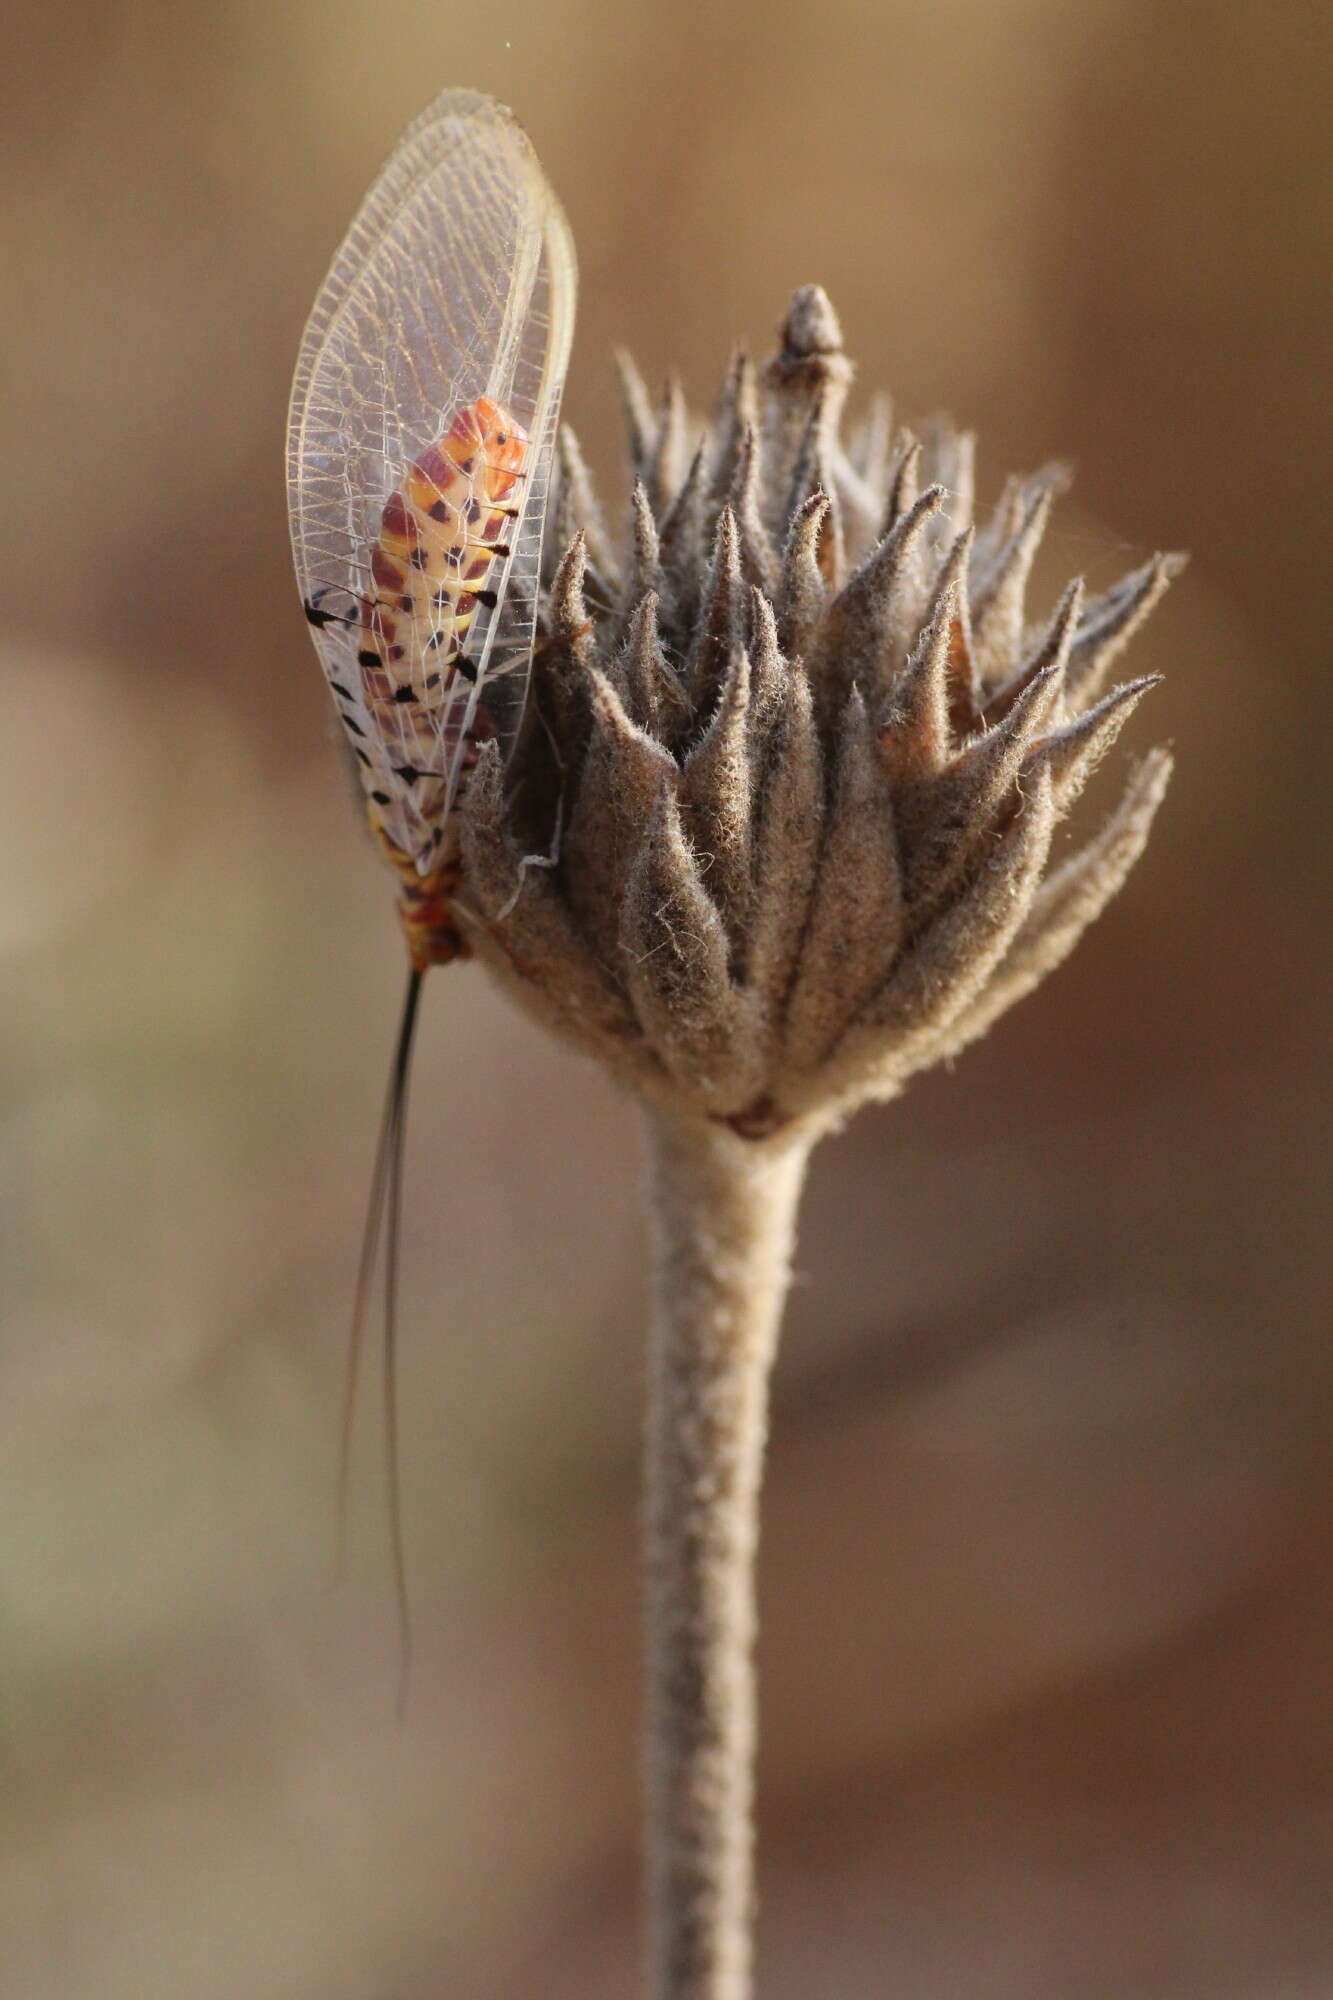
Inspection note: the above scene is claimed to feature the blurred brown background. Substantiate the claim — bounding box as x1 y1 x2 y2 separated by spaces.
3 2 1330 1995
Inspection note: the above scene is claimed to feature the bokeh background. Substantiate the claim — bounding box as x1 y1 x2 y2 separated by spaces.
3 3 1330 1994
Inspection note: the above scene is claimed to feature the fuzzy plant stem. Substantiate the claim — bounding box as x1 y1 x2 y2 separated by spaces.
641 1105 814 2000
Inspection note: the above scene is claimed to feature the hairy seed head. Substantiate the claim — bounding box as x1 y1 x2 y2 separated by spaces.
458 289 1178 1140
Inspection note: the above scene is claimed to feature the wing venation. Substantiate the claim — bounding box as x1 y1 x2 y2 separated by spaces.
288 92 576 876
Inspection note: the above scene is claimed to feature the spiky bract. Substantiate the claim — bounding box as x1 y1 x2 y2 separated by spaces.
459 287 1177 1138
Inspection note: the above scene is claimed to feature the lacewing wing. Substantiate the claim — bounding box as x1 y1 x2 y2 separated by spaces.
288 88 576 944
284 93 576 1697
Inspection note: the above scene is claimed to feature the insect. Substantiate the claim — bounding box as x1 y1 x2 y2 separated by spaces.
287 90 576 1692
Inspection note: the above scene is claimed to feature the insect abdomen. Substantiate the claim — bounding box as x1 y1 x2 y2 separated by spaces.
359 396 526 726
355 396 527 961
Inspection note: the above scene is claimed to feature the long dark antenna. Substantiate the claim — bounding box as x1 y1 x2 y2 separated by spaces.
335 964 424 1714
336 1017 405 1573
384 967 422 1717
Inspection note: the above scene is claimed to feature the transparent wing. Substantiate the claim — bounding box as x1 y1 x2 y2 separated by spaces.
287 90 576 870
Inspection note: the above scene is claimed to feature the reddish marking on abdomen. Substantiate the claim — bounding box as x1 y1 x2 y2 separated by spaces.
359 395 528 720
359 398 529 964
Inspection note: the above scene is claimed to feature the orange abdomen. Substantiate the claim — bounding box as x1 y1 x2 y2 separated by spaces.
359 395 526 720
357 396 528 962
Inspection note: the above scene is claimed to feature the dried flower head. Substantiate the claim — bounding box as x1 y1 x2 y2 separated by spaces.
457 286 1178 1140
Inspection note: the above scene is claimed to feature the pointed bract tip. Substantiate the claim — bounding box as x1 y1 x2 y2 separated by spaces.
781 284 844 358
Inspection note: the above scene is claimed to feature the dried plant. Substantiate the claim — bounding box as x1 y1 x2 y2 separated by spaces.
451 285 1178 1998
